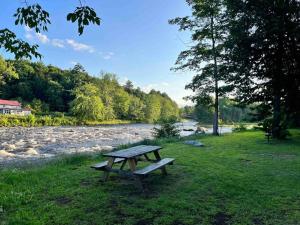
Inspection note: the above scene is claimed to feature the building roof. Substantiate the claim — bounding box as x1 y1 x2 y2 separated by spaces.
0 99 21 106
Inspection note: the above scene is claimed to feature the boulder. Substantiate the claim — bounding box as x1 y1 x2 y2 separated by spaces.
184 140 205 147
196 126 208 134
25 148 39 155
0 150 15 157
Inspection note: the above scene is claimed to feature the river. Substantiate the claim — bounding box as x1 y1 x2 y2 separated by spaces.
0 121 232 166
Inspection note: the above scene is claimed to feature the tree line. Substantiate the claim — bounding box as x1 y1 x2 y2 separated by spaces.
0 57 179 123
171 0 300 138
181 98 253 124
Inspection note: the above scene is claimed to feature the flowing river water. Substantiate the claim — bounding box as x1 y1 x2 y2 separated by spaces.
0 121 232 166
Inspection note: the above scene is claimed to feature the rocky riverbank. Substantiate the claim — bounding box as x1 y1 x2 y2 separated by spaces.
0 124 154 167
0 122 232 167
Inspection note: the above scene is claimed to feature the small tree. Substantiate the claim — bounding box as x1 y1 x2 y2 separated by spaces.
153 118 180 139
71 83 104 121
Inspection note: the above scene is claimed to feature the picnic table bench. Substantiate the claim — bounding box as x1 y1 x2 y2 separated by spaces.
91 145 174 189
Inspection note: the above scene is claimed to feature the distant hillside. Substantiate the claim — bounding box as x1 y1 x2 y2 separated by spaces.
0 56 179 123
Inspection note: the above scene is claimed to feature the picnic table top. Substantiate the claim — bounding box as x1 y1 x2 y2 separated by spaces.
103 145 162 159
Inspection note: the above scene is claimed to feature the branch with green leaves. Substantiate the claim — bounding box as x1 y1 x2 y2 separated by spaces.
0 1 101 60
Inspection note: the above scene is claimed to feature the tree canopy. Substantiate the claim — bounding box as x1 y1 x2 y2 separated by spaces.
225 0 300 137
0 58 180 123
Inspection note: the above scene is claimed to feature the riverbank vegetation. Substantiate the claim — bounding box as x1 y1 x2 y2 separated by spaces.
0 114 134 127
0 130 299 224
0 57 179 125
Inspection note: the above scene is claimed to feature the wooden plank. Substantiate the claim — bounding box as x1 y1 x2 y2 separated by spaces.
134 158 175 176
103 145 162 159
153 150 167 175
91 158 124 170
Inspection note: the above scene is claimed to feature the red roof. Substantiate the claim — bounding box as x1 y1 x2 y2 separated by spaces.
0 99 21 106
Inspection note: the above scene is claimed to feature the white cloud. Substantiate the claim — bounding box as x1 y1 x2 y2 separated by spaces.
25 33 33 40
70 61 78 66
23 27 104 55
52 39 65 48
66 39 95 53
103 52 115 60
36 33 50 44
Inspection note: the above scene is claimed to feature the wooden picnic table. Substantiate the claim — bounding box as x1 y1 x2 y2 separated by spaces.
91 145 174 187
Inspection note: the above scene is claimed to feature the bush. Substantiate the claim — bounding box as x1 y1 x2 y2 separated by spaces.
152 119 180 138
232 123 247 132
258 117 290 139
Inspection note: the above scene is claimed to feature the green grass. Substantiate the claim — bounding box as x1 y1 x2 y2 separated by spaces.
1 130 300 225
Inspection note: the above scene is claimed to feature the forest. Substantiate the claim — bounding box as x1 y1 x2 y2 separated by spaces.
0 56 179 123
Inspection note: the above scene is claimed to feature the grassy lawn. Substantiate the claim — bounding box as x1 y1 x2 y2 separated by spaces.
0 130 300 225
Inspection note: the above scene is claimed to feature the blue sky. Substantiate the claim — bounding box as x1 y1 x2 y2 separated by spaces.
1 0 194 106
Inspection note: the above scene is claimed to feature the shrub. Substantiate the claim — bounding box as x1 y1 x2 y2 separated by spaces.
258 117 290 139
153 119 180 138
233 123 247 132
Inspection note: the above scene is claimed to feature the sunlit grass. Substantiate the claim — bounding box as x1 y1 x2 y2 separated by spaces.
0 130 299 225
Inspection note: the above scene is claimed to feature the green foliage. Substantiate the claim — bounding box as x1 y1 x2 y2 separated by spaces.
0 29 41 59
0 58 180 125
1 3 100 59
14 4 50 33
0 115 77 127
153 119 180 138
0 56 18 85
71 83 104 121
144 94 162 123
128 96 145 121
232 123 247 132
225 0 300 136
67 6 101 35
258 117 290 139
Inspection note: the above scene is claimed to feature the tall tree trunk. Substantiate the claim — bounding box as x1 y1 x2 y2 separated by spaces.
211 16 219 135
272 92 281 138
272 16 285 139
213 79 219 135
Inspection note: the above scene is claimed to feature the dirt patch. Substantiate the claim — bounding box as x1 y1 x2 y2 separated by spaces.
213 212 231 225
54 196 72 205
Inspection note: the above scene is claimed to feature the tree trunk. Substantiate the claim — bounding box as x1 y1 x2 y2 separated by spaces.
272 92 281 138
211 16 219 135
213 79 219 135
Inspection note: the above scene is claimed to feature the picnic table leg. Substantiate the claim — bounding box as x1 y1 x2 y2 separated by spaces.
103 157 115 181
153 150 167 175
144 154 151 161
128 158 145 191
120 159 127 170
